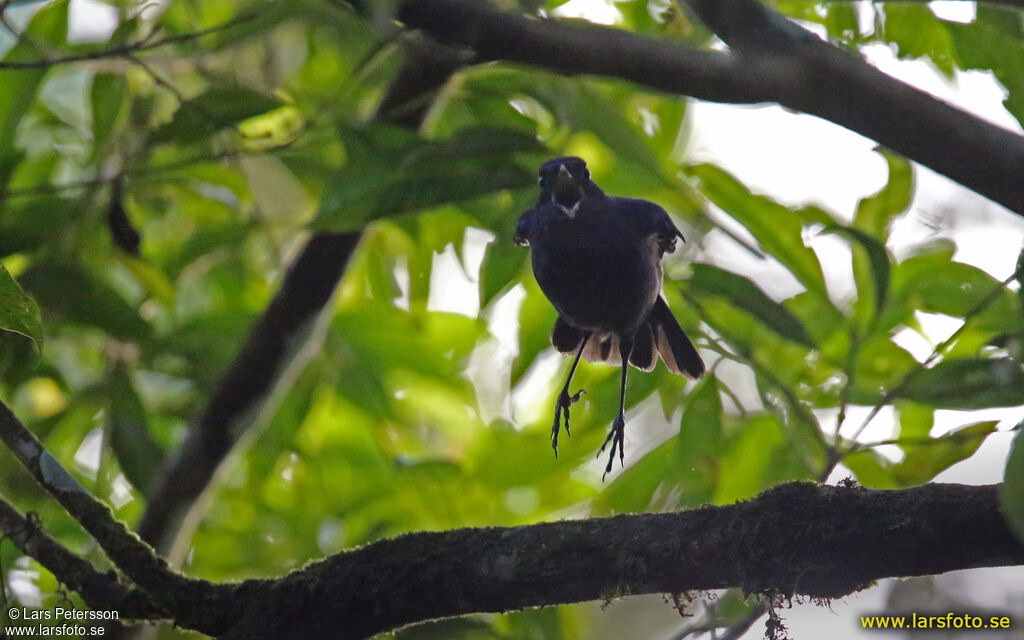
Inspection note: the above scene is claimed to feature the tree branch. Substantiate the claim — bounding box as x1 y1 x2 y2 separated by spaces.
0 494 160 620
0 400 238 635
220 482 1023 639
395 0 1024 216
862 0 1024 9
685 0 1024 214
0 13 257 69
397 0 790 104
3 394 1021 640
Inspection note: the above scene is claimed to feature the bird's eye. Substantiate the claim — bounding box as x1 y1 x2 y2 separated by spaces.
538 177 545 186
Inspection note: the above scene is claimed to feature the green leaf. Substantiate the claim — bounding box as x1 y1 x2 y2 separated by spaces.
824 4 859 43
850 420 997 489
0 264 43 372
1001 427 1024 544
887 251 1020 334
117 254 176 308
469 70 658 167
90 73 126 159
0 196 73 258
687 163 828 299
0 0 64 155
687 263 813 346
480 233 526 307
824 225 891 327
19 263 151 341
844 449 898 489
108 13 141 45
151 85 284 144
854 149 913 239
950 8 1024 125
900 358 1024 408
784 289 845 346
896 402 934 441
22 0 69 47
882 5 956 75
852 336 917 396
107 365 164 495
512 276 559 385
713 414 786 504
895 420 997 485
599 375 725 512
676 374 725 467
314 126 539 232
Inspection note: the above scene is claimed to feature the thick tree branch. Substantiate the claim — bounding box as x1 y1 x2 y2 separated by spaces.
864 0 1024 9
686 0 1024 214
0 494 160 619
0 400 238 635
136 34 466 551
396 0 1024 216
397 0 790 104
220 482 1024 639
2 401 1020 640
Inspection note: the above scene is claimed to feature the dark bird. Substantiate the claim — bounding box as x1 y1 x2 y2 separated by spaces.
515 157 705 477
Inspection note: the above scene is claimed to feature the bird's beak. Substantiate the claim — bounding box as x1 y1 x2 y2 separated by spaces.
553 165 579 212
556 164 574 191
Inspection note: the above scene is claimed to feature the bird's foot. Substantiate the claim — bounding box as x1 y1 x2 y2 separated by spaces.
598 414 626 480
552 388 586 457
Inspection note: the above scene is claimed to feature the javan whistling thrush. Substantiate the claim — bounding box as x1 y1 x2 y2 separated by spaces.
515 157 705 477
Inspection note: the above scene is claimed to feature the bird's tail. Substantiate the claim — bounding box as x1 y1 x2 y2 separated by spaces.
549 298 704 378
644 296 704 378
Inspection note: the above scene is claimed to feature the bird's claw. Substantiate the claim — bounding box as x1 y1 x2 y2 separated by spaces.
598 414 626 481
552 388 586 457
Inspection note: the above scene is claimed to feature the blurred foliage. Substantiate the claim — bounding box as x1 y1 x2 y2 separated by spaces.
0 0 1023 638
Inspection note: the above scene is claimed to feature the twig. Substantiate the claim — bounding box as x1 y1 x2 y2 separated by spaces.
127 53 184 101
669 597 766 640
717 603 768 640
682 291 827 473
3 136 310 199
842 268 1022 450
844 419 1021 455
0 12 257 69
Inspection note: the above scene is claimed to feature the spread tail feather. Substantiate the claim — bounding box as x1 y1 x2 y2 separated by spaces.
583 332 619 365
628 322 655 372
649 296 704 378
550 298 703 377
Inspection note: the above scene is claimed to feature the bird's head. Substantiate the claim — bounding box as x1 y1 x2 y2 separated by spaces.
537 156 597 211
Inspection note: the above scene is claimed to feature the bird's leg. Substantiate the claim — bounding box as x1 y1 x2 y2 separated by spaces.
552 334 589 456
600 337 632 479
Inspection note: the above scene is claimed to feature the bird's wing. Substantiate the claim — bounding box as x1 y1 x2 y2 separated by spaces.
613 198 685 253
551 316 585 353
514 208 535 246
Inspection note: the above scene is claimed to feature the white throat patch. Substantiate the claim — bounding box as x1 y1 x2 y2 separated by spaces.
555 200 580 219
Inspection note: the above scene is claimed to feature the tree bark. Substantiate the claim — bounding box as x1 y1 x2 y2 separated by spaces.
220 482 1024 639
397 0 1024 216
